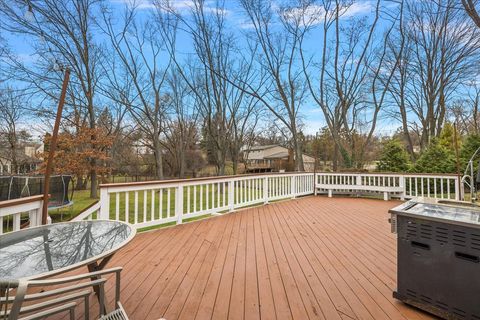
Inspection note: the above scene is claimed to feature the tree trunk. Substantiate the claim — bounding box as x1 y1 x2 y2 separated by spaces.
217 149 225 176
294 139 304 172
179 148 185 179
75 176 84 190
333 143 339 172
153 137 164 180
231 149 239 174
232 159 238 175
90 165 97 198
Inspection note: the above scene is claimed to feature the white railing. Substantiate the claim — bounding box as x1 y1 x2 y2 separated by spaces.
315 172 461 201
403 174 460 200
76 173 315 229
72 201 101 221
0 195 45 235
1 172 462 233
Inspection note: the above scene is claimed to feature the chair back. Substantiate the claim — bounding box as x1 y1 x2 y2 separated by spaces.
0 267 122 320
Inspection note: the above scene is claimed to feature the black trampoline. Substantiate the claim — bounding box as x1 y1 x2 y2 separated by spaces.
0 175 73 209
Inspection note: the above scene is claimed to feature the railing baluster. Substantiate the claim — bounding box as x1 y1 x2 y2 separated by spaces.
125 192 129 223
134 191 139 225
151 189 155 221
441 178 444 199
187 186 191 214
193 185 197 213
223 182 226 207
176 185 183 224
115 193 120 221
199 185 203 211
217 182 220 208
206 184 209 210
159 189 163 219
143 190 147 223
447 179 451 199
233 180 240 205
229 180 235 211
167 188 171 217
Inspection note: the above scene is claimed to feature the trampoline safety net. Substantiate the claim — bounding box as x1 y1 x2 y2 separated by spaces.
0 175 73 208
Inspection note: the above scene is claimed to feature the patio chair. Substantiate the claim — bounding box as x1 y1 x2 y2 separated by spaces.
0 267 128 320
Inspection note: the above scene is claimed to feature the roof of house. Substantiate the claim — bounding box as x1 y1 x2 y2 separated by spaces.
247 144 280 151
263 151 289 159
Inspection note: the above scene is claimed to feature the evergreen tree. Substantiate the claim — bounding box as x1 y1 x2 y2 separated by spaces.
413 139 456 173
439 122 460 151
460 134 480 173
377 139 412 172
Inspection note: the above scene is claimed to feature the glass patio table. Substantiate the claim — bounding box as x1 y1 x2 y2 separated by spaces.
0 220 136 280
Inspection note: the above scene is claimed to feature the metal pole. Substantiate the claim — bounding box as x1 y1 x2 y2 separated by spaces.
42 68 70 224
453 123 462 200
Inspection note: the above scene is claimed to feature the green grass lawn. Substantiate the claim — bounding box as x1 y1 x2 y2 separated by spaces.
106 182 269 224
49 189 98 222
49 179 291 228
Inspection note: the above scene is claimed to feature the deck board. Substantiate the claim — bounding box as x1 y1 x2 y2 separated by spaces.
53 196 437 320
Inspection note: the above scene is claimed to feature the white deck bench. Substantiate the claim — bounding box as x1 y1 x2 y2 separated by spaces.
316 184 404 201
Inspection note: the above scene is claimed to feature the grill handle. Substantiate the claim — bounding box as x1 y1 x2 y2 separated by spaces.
455 252 479 263
411 241 430 250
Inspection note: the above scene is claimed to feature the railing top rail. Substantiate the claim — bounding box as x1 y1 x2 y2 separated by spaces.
99 172 314 189
71 201 100 221
316 172 460 177
0 195 44 209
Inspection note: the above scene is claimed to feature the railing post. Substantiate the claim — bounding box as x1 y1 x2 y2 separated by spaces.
356 175 362 186
99 187 110 220
29 208 42 227
263 177 269 204
13 213 21 231
291 175 296 199
176 185 184 224
228 180 235 212
454 176 460 201
399 176 405 200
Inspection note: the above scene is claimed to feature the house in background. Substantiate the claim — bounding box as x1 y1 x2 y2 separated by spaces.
243 144 315 172
0 143 43 175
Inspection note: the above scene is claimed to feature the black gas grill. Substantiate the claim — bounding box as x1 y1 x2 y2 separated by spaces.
390 200 480 320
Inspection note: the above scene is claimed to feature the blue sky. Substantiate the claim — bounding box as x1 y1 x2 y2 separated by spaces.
1 0 402 137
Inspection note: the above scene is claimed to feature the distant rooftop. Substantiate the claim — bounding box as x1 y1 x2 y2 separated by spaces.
247 144 279 151
264 150 289 159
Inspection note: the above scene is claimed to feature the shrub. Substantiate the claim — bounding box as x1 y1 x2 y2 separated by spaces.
377 139 412 172
460 134 480 174
412 139 456 173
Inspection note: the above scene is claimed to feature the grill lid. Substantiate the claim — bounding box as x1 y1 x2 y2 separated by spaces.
390 198 480 229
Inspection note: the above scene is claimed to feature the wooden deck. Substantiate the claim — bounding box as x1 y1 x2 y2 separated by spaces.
76 196 435 320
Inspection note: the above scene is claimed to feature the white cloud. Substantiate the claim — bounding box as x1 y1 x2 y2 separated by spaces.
16 53 39 64
283 1 374 26
111 0 231 15
110 0 155 10
342 2 374 18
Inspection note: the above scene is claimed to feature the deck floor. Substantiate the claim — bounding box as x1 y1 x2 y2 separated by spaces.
73 196 435 320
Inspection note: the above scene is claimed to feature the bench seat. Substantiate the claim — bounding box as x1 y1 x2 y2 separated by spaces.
316 184 404 201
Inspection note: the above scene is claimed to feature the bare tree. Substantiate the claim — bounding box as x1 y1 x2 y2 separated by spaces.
237 0 308 171
0 88 29 174
162 69 199 178
462 0 480 28
297 0 401 169
155 0 260 175
0 0 104 197
390 0 480 155
100 4 171 179
449 83 480 135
